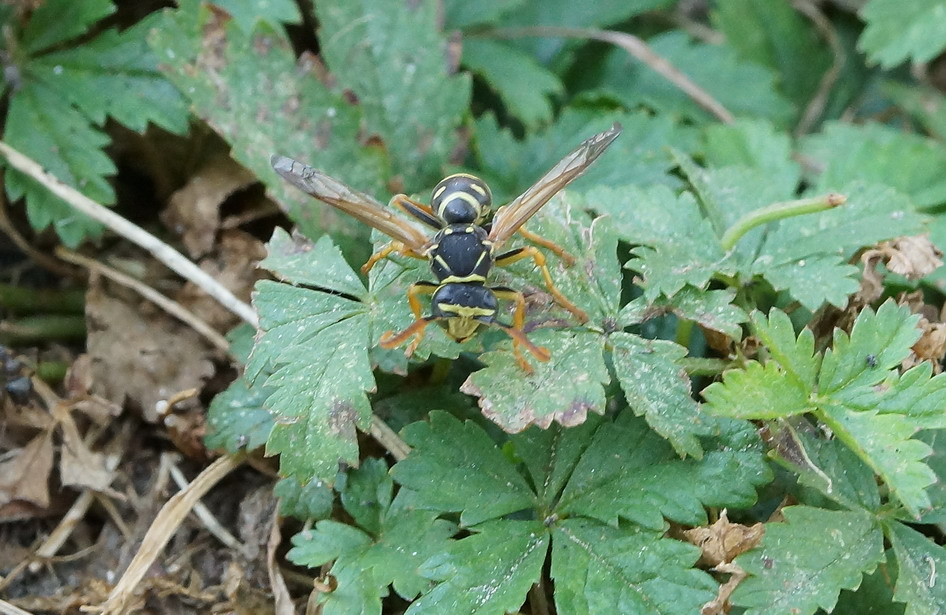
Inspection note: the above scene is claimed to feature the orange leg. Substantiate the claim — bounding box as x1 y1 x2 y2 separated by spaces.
495 246 588 323
379 282 438 356
518 226 576 266
361 240 426 275
493 287 551 373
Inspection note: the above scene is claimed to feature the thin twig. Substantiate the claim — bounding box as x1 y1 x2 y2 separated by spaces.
481 26 735 124
56 248 230 352
96 453 245 615
267 508 295 615
166 456 249 556
0 599 35 615
791 0 845 137
27 490 95 573
0 141 258 326
368 415 411 461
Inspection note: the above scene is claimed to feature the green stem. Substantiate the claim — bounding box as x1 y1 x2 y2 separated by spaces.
678 357 734 376
35 361 69 383
0 283 85 314
720 193 846 252
0 315 87 343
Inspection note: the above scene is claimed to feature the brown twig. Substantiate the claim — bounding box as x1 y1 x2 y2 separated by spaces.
0 599 35 615
481 26 735 124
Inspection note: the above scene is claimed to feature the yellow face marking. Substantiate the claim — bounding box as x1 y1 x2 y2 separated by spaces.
444 315 484 341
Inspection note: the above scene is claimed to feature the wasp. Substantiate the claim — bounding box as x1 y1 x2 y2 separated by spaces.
271 123 621 371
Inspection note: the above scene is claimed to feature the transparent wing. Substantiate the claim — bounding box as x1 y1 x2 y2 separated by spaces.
488 123 622 247
271 155 430 252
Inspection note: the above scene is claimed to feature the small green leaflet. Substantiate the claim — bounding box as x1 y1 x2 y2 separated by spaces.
289 459 456 615
732 506 885 615
205 373 274 454
858 0 946 68
705 302 940 518
211 0 301 31
315 0 470 188
274 476 334 521
20 0 114 55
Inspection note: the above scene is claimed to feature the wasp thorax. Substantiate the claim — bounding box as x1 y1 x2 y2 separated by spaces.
431 173 492 224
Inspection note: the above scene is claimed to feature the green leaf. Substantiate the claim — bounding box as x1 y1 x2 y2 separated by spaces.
511 418 600 510
4 82 113 245
290 464 456 614
391 412 535 526
249 234 376 482
596 30 794 124
611 332 711 458
461 38 562 128
702 119 801 196
832 557 903 615
619 287 748 340
148 0 386 251
443 0 524 28
732 506 885 615
275 476 334 520
260 230 367 298
858 0 946 68
315 0 470 187
212 0 302 31
888 521 946 615
406 520 548 615
918 429 946 525
800 122 946 207
558 412 770 530
338 458 392 535
551 519 717 615
31 23 189 135
711 0 832 111
461 330 610 433
20 0 114 54
703 361 814 420
205 374 274 453
750 309 819 388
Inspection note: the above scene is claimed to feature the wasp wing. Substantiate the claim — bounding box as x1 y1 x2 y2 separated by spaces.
487 123 622 247
271 155 430 252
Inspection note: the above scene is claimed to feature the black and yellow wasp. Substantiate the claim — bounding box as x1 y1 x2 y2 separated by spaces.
271 123 621 371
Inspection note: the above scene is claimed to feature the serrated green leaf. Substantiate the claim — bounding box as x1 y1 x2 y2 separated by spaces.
619 287 748 340
800 122 946 207
462 38 562 128
596 30 794 125
407 520 548 615
750 309 819 388
20 0 114 54
703 361 814 419
819 301 921 394
250 274 374 482
315 0 470 187
261 229 367 298
391 411 534 526
869 363 946 430
858 0 946 68
31 24 189 135
733 506 884 615
888 521 946 614
559 412 769 530
4 81 113 245
461 330 609 433
205 374 274 453
822 404 934 517
551 519 717 615
588 184 726 299
832 556 903 615
711 0 832 111
148 0 386 251
212 0 301 30
338 458 392 535
275 476 334 520
611 332 710 458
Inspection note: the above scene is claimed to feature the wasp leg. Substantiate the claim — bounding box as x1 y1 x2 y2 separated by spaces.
492 287 551 373
391 194 443 230
361 241 427 275
495 246 588 323
379 281 438 356
517 226 576 266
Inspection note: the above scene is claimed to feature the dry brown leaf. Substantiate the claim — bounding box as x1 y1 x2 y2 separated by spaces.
701 562 748 615
162 155 256 259
85 278 215 423
0 431 54 508
682 510 764 568
55 408 114 492
882 235 943 279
